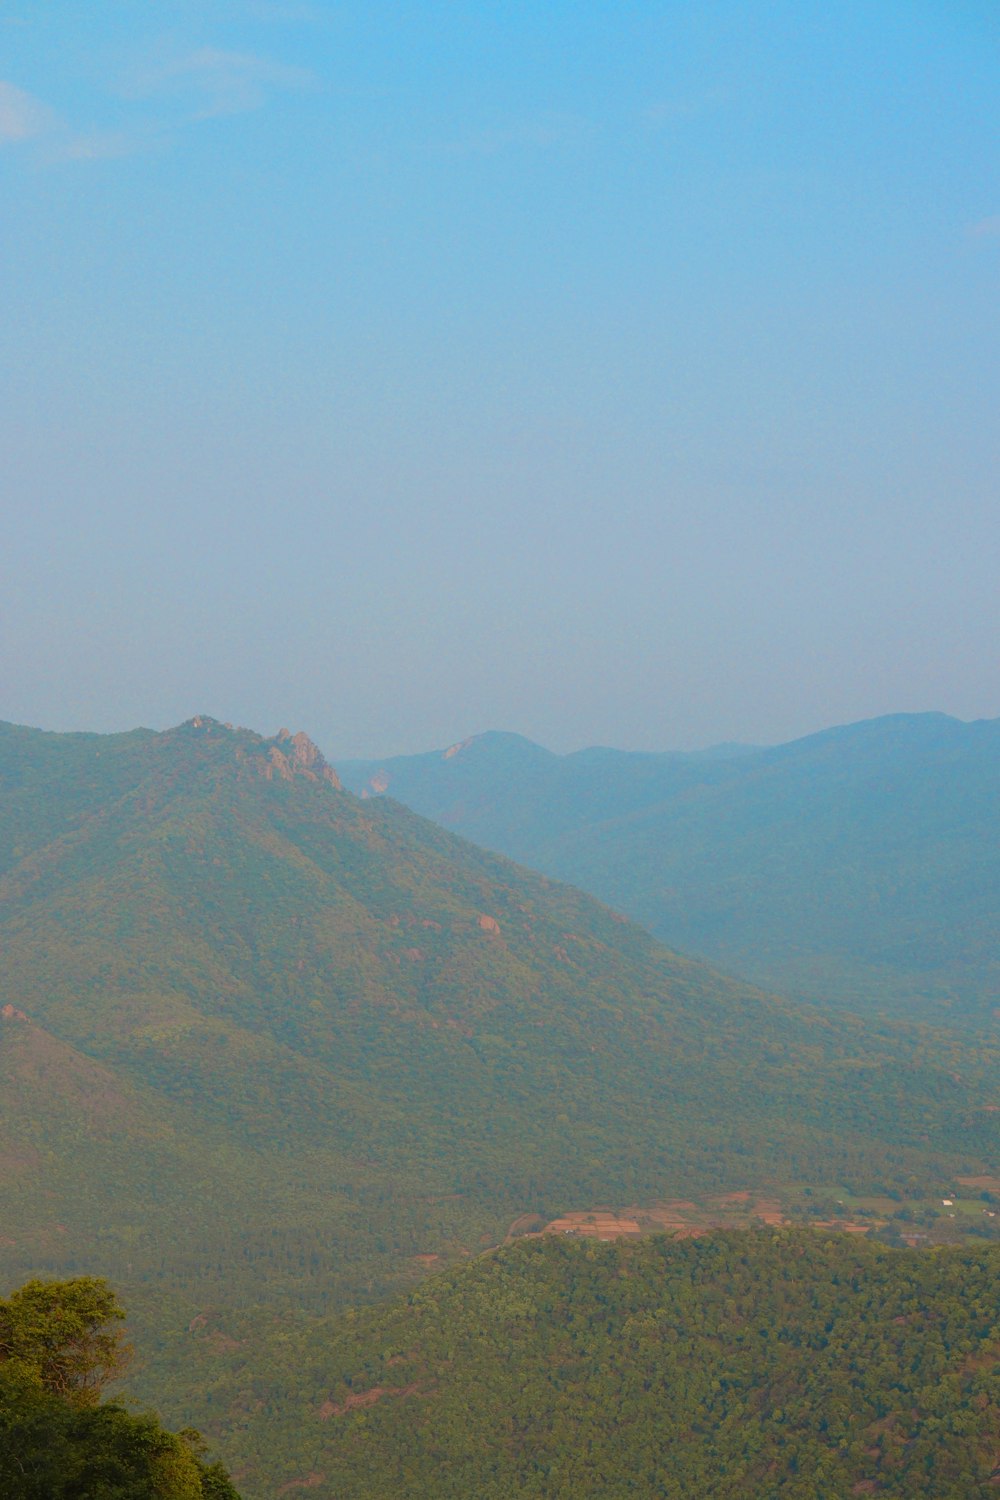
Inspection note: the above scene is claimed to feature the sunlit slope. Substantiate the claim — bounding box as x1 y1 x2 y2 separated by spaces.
0 715 996 1317
340 713 1000 1023
171 1229 1000 1500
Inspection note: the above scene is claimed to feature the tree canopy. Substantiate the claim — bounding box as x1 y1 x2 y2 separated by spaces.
0 1276 240 1500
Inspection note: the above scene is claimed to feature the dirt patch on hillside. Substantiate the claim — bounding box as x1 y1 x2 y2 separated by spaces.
529 1190 800 1244
319 1383 421 1419
544 1212 642 1240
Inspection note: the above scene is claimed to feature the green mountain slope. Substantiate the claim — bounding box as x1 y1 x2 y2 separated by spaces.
338 713 1000 1024
1 715 998 1493
170 1229 1000 1499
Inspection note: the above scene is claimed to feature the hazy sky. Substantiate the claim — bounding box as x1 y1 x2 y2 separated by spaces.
2 1 997 757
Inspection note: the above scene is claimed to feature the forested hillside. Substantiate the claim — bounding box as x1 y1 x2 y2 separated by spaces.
1 715 998 1490
339 712 1000 1025
163 1229 1000 1498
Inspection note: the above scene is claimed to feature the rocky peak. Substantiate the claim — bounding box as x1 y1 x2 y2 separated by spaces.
182 715 231 734
259 729 342 789
168 717 342 790
277 729 324 770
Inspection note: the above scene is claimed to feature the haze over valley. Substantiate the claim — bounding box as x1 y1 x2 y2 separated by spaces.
3 2 998 1495
340 711 1000 1028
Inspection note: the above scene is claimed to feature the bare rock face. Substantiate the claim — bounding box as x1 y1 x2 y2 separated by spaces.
172 715 343 788
287 730 331 776
183 715 231 734
258 730 342 788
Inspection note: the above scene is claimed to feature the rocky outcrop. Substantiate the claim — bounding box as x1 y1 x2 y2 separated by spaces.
256 730 342 788
178 716 343 789
275 729 341 785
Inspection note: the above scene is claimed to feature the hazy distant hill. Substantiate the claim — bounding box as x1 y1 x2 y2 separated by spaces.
1 715 998 1493
184 1229 1000 1499
339 713 1000 1025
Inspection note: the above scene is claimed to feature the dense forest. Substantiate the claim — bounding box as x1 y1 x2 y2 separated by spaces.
1 717 999 1489
339 712 1000 1026
8 1233 1000 1497
147 1228 1000 1498
0 1276 239 1498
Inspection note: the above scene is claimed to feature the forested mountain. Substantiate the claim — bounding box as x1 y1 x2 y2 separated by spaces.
161 1229 1000 1498
1 715 998 1493
339 712 1000 1025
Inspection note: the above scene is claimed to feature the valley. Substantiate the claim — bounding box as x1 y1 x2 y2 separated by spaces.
6 5 996 1492
1 714 998 1495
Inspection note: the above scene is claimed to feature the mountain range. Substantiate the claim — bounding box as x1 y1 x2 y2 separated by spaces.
1 713 998 1494
338 712 1000 1026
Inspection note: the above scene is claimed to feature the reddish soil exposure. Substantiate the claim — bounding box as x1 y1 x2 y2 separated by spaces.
319 1383 420 1420
519 1190 804 1247
544 1212 643 1240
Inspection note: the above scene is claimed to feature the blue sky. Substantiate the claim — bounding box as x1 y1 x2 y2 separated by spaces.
2 1 997 755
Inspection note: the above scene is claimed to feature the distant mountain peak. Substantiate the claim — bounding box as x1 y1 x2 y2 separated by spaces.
434 729 555 766
181 714 232 733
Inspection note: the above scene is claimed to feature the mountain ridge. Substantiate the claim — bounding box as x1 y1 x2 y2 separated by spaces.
337 711 1000 1024
2 714 998 1493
